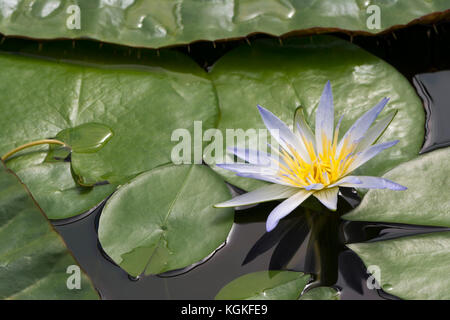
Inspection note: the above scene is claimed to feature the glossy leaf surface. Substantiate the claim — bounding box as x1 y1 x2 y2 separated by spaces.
299 286 340 300
15 162 116 220
209 36 424 191
343 147 450 227
0 49 218 185
215 271 310 300
0 162 98 299
0 1 448 48
98 164 234 277
348 231 450 300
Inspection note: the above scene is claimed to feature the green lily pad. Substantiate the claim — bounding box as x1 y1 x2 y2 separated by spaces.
0 48 217 185
52 122 114 186
299 287 340 300
0 46 218 218
55 122 113 154
209 36 424 191
343 147 450 227
215 271 310 300
4 146 115 220
0 1 448 48
0 162 98 299
45 145 71 163
348 231 450 300
98 164 234 277
4 148 49 172
15 162 116 220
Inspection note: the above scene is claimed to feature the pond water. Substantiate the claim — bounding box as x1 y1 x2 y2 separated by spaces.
15 22 450 299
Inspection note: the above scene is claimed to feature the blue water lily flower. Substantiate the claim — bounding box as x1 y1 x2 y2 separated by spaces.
215 81 407 232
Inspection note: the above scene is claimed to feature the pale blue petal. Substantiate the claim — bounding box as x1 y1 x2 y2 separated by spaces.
266 190 313 232
215 163 290 185
294 107 315 148
347 140 399 173
257 105 311 162
313 187 339 211
336 114 344 131
236 173 293 186
337 98 389 155
227 147 275 166
355 110 397 152
214 184 300 208
305 183 324 191
215 163 277 176
333 114 344 139
315 81 334 154
328 176 362 188
336 176 407 191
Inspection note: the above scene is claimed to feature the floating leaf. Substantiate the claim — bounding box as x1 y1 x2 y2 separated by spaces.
209 36 424 191
53 122 114 186
0 1 448 48
55 122 113 154
345 148 450 300
343 147 450 227
98 164 234 277
0 36 425 221
348 232 450 300
215 271 310 300
0 49 218 185
0 46 218 217
0 162 98 299
299 287 340 300
15 162 116 220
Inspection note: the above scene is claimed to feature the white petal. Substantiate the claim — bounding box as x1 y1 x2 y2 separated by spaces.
313 187 339 211
214 184 300 208
266 189 313 232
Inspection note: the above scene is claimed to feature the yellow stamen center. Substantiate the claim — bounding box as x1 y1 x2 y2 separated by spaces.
277 131 356 188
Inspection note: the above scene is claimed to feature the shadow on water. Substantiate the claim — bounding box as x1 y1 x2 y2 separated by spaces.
54 185 446 300
46 21 450 299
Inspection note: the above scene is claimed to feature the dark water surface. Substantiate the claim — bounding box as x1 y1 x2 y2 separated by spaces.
414 70 450 153
12 22 449 299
